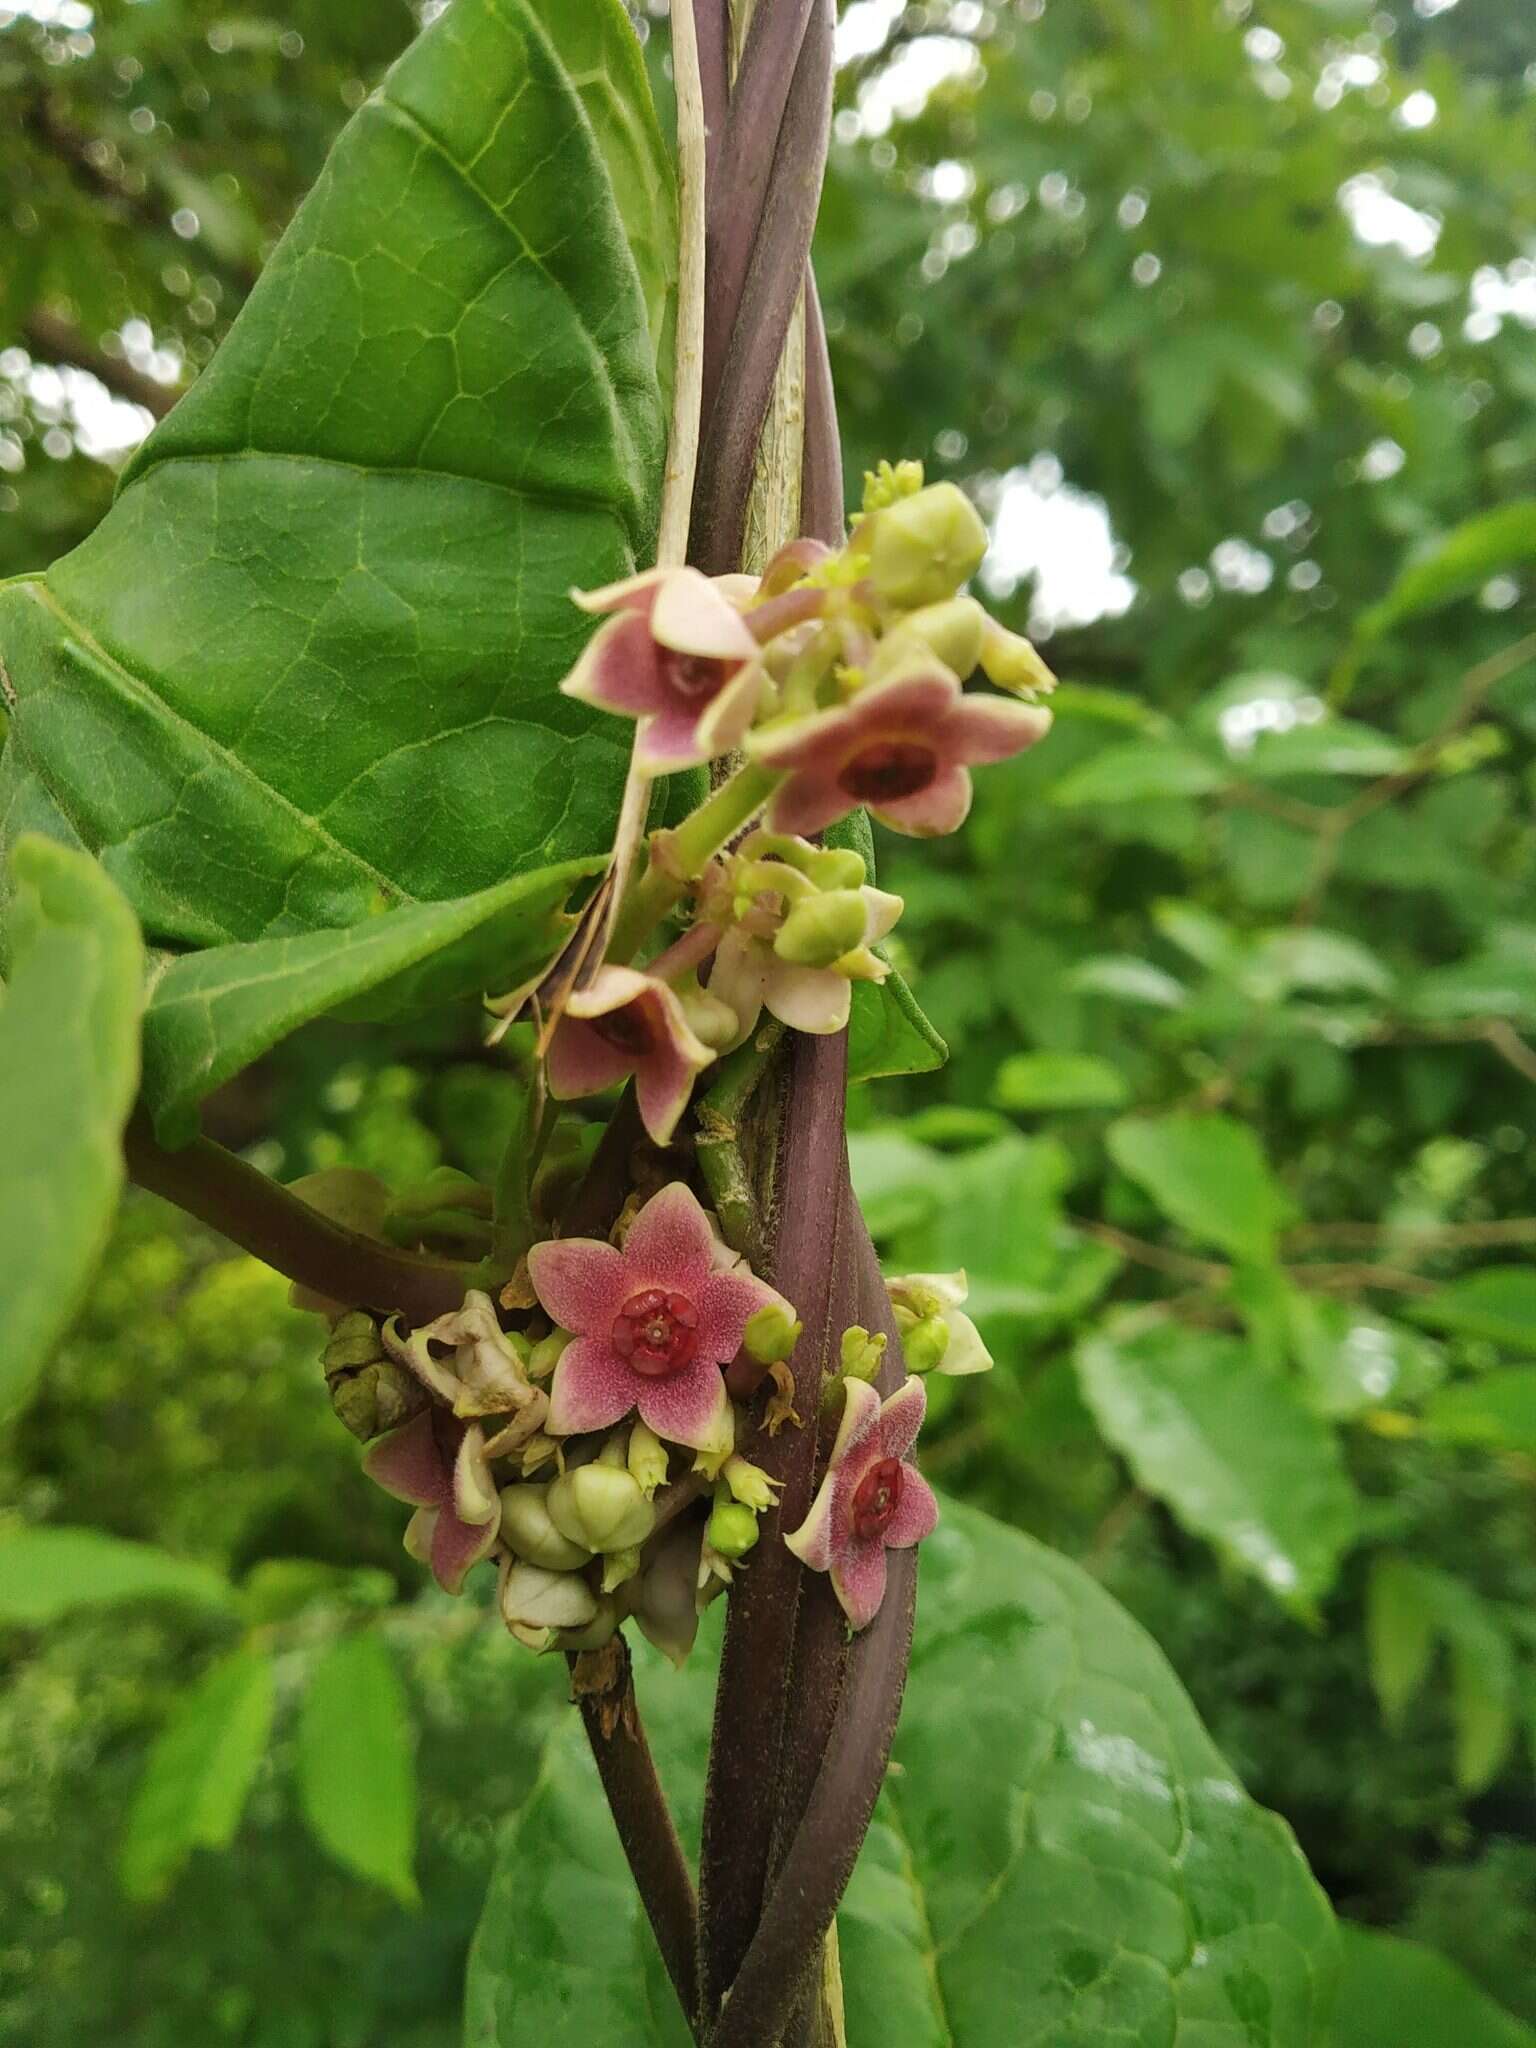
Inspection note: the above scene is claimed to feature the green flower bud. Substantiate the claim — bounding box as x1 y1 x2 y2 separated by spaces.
723 1456 781 1512
743 1301 803 1366
328 1359 426 1442
323 1310 386 1373
774 890 872 969
868 483 988 609
707 1498 760 1560
980 617 1056 696
678 982 740 1051
875 596 987 679
794 847 868 892
903 1315 952 1374
499 1561 597 1646
601 1545 642 1594
840 1325 887 1383
627 1421 670 1498
499 1483 593 1571
862 458 925 514
528 1328 572 1380
547 1464 656 1553
559 1597 620 1652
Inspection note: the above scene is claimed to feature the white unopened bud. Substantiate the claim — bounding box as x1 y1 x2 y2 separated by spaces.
547 1463 656 1553
499 1483 593 1571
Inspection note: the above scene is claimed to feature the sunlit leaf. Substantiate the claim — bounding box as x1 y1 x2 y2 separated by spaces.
0 1526 233 1625
1358 499 1536 641
1423 1367 1536 1456
1108 1111 1295 1261
1412 1270 1536 1356
298 1629 418 1905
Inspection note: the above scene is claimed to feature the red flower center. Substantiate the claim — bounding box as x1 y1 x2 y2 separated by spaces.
663 649 734 699
851 1455 904 1541
838 740 937 803
612 1288 700 1377
591 1001 655 1056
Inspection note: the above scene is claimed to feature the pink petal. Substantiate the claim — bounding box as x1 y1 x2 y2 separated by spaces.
560 610 668 717
831 1536 890 1631
750 671 960 771
573 568 666 618
941 691 1054 763
875 763 973 837
878 1376 928 1462
830 1376 883 1469
362 1409 451 1508
762 960 852 1036
651 567 759 660
633 704 713 774
783 1485 837 1572
547 1335 641 1436
764 765 858 839
634 1033 712 1145
884 1466 938 1549
696 1269 780 1363
527 1235 627 1338
621 1182 718 1293
546 1014 637 1101
635 1358 730 1451
430 1502 501 1595
692 664 765 757
564 964 658 1021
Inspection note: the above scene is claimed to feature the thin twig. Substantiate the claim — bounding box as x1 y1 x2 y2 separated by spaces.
1067 1216 1228 1287
1286 1216 1536 1252
660 0 709 570
22 309 178 418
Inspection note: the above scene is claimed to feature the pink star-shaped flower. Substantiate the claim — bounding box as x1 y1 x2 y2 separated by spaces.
363 1407 502 1595
560 566 765 773
527 1181 782 1451
545 962 715 1146
748 659 1052 838
784 1375 938 1630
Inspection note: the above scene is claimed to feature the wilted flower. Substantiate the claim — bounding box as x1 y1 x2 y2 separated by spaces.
527 1181 785 1451
784 1376 938 1630
383 1288 540 1420
749 660 1051 839
363 1409 502 1595
560 566 764 772
545 962 716 1146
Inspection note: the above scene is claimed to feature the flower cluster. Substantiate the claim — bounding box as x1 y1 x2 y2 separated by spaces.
493 463 1055 1148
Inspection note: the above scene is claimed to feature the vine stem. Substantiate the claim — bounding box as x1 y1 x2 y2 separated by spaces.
123 1113 481 1323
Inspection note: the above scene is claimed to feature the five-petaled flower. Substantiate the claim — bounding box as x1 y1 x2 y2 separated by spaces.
708 884 902 1041
527 1181 784 1451
546 962 716 1146
561 566 764 772
784 1375 938 1629
363 1407 502 1595
748 658 1051 838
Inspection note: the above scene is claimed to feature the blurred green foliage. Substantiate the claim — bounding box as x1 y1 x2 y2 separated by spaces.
5 0 1536 2040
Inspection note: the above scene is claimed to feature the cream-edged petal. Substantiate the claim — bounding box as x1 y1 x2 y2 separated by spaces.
936 1309 993 1377
651 565 760 659
572 567 666 616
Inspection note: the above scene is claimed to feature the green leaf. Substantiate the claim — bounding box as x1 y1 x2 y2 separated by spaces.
0 1527 234 1625
1067 954 1187 1008
1366 1555 1440 1730
297 1629 419 1905
1331 1928 1536 2048
466 1496 1338 2046
542 0 677 386
1251 927 1396 1000
993 1049 1130 1111
1358 500 1536 641
0 835 142 1422
120 1647 276 1902
1423 1367 1536 1456
140 856 600 1147
1076 1321 1360 1608
1411 1269 1536 1356
1288 1298 1446 1418
848 969 948 1084
0 0 664 953
1107 1111 1295 1260
1239 719 1407 780
1445 1596 1517 1793
1050 739 1226 805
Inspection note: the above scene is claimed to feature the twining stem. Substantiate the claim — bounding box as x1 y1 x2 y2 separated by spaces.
608 761 782 963
659 0 709 571
123 1113 481 1323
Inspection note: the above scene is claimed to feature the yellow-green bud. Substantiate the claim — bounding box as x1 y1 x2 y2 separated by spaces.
678 982 740 1051
903 1315 952 1374
775 890 871 969
528 1329 572 1379
547 1464 656 1553
980 617 1056 696
840 1325 887 1382
740 833 867 892
499 1483 593 1571
601 1545 642 1594
707 1498 760 1560
627 1422 670 1498
868 483 988 609
875 596 986 679
323 1310 386 1373
862 457 925 514
723 1456 781 1512
743 1301 802 1366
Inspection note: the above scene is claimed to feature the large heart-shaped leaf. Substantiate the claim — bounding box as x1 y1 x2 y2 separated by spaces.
465 1494 1337 2044
139 854 600 1146
0 0 666 952
0 835 142 1422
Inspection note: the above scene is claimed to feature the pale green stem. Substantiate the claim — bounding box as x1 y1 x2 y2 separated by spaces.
609 761 782 963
